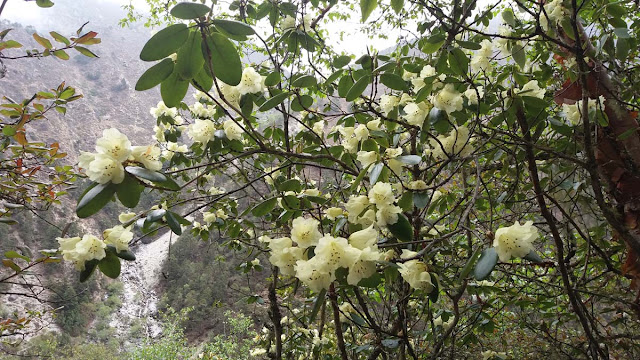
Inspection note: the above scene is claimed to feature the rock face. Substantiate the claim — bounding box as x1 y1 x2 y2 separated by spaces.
109 231 177 340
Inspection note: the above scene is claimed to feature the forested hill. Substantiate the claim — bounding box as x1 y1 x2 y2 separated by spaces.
0 0 160 159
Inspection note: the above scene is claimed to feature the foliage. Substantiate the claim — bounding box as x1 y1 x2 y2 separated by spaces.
128 307 194 360
48 0 640 359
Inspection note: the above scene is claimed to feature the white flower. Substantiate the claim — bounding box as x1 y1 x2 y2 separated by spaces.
398 259 433 291
325 207 344 220
57 236 83 267
302 14 313 30
470 39 493 73
367 119 381 131
376 205 402 226
250 348 267 357
515 80 545 99
131 145 162 171
188 119 216 143
150 101 178 119
432 84 463 114
118 212 136 224
86 153 125 184
429 126 473 160
357 151 378 170
354 124 369 141
103 225 133 252
493 220 538 262
295 257 335 292
402 71 417 81
562 98 598 126
291 217 322 248
75 234 107 263
408 180 428 190
481 350 507 360
368 182 395 207
345 195 370 223
312 121 325 136
281 15 296 29
347 246 383 285
348 225 378 250
464 86 484 105
403 102 430 127
268 237 304 276
314 235 359 271
95 128 131 162
219 83 241 108
237 67 265 95
380 95 399 115
223 120 244 141
385 148 403 159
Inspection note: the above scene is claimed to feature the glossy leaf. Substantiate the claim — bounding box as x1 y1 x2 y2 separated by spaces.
176 30 204 80
76 183 116 218
204 32 242 86
140 24 189 61
136 58 174 91
161 71 189 107
170 2 210 19
474 248 498 281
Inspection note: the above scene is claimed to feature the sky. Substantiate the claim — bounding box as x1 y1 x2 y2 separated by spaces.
0 0 403 54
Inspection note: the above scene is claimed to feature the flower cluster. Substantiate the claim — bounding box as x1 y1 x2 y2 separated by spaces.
264 218 387 292
427 126 473 160
398 249 434 291
57 225 133 270
493 221 538 262
78 128 162 184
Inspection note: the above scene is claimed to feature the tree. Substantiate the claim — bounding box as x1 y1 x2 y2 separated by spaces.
0 0 100 343
61 0 640 358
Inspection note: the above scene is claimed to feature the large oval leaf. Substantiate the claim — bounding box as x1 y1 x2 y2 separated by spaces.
474 248 498 280
140 24 189 61
98 250 121 279
161 71 189 107
76 182 117 218
259 92 290 111
176 30 204 80
170 2 210 19
345 75 370 101
116 173 143 208
251 197 277 216
192 66 213 92
380 73 407 91
136 58 175 91
204 32 242 86
388 214 413 242
212 19 255 36
125 166 167 182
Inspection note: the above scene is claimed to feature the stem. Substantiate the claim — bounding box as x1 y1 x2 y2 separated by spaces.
329 283 349 360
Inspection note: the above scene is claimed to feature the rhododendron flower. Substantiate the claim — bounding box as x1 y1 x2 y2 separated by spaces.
291 217 322 248
357 151 377 170
380 94 399 115
367 119 381 131
464 86 484 105
432 84 464 114
268 237 304 276
348 225 378 250
237 67 265 95
408 180 428 191
429 126 473 160
368 182 395 207
219 83 241 108
398 258 433 291
188 119 216 143
103 225 133 252
470 40 493 73
223 120 244 141
281 15 295 29
131 145 162 171
515 80 545 99
295 257 335 292
403 102 430 127
347 246 383 285
345 195 370 223
324 207 344 220
85 153 126 184
493 220 538 261
376 205 402 226
95 128 132 162
313 235 359 271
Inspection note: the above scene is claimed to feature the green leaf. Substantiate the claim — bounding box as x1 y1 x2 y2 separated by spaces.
36 0 55 8
511 43 526 68
116 174 143 208
360 0 378 22
369 162 384 184
259 92 290 111
333 55 352 68
140 24 189 61
252 198 277 216
388 214 413 242
165 211 184 235
76 183 116 218
33 33 52 49
176 30 204 80
98 250 121 279
52 50 69 59
617 127 637 140
501 8 516 27
397 155 421 165
606 4 626 18
338 75 354 98
50 31 69 45
80 259 99 282
397 191 413 212
2 126 16 136
345 75 370 101
264 71 281 86
0 218 18 225
474 248 498 281
170 2 210 19
457 40 481 50
448 48 469 76
125 166 167 182
4 251 29 262
204 32 242 86
380 73 407 91
212 19 255 36
136 58 175 91
413 192 430 209
309 289 326 322
146 209 166 223
390 0 403 14
421 33 445 54
458 247 482 281
292 75 317 88
74 46 98 58
291 94 313 111
161 71 189 107
192 66 213 92
523 250 543 263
